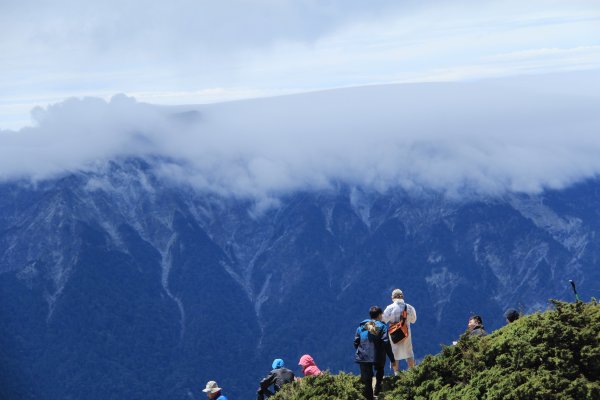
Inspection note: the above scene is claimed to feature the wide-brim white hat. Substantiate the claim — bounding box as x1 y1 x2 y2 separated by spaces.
202 380 222 393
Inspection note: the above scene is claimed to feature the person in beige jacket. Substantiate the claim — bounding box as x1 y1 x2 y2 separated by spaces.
383 289 417 372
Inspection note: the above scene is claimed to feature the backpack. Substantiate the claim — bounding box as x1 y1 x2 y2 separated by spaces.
388 304 409 344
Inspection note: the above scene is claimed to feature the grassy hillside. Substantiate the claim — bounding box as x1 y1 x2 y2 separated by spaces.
273 300 600 400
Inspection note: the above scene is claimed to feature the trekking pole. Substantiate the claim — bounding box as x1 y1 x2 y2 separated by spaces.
569 280 581 302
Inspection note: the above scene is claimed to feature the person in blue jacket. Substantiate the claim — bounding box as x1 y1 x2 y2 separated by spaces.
202 380 229 400
354 306 396 400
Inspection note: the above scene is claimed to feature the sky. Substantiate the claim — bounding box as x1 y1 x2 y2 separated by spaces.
0 1 599 201
1 0 599 129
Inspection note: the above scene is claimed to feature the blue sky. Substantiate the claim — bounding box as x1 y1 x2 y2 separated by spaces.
1 0 599 130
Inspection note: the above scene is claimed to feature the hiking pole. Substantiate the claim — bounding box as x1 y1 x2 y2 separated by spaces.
569 280 581 302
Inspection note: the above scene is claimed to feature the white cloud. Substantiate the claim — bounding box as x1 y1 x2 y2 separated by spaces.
1 71 599 200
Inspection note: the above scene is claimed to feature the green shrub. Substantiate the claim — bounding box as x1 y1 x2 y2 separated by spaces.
272 372 363 400
271 301 600 400
384 300 600 400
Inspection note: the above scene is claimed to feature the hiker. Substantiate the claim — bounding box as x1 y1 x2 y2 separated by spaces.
504 308 520 323
256 358 295 400
202 380 229 400
383 288 417 371
298 354 321 377
354 306 396 400
466 315 488 337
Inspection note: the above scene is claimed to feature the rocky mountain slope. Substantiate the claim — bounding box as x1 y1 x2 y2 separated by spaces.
1 160 599 399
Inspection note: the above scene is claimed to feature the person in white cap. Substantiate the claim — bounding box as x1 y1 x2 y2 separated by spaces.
383 288 417 371
202 380 229 400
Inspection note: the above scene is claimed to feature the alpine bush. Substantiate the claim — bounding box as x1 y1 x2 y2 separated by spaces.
272 301 600 400
272 372 363 400
384 300 600 400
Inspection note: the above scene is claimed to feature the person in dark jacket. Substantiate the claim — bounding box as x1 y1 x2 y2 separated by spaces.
256 358 295 400
466 315 488 337
354 306 396 400
504 308 520 324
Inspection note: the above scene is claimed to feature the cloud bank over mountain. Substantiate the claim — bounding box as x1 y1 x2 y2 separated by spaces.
1 71 599 199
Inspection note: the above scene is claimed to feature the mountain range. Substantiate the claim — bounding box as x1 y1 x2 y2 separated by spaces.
1 158 599 399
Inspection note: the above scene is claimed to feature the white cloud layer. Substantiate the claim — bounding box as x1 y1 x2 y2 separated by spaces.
1 71 599 199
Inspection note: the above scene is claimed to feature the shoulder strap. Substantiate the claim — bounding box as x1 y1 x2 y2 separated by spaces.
400 304 407 323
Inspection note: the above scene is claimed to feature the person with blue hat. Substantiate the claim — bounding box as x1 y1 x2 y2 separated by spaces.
256 358 295 399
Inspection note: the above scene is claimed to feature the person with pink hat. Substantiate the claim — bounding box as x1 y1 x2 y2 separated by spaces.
298 354 321 377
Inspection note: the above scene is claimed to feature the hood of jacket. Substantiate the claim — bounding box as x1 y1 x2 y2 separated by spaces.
359 319 381 335
298 354 316 368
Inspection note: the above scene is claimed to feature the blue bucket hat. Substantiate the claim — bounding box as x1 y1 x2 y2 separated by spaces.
272 359 284 369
